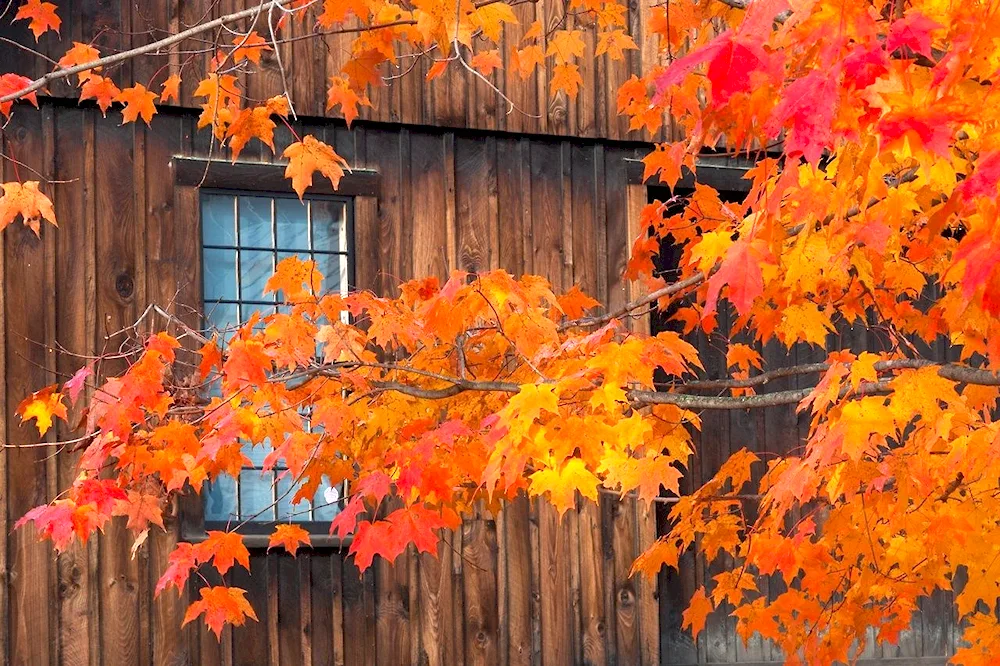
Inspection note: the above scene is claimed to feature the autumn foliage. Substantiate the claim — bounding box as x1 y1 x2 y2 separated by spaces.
8 0 1000 663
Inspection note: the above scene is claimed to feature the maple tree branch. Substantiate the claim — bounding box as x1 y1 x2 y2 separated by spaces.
0 0 300 105
564 271 706 330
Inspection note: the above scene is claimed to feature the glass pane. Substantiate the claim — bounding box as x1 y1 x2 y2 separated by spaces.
203 248 237 302
238 196 273 247
202 194 237 246
205 301 239 337
204 474 238 523
244 438 270 467
239 470 275 520
276 198 309 249
240 250 275 301
313 253 345 294
311 200 346 252
277 474 308 520
313 482 341 522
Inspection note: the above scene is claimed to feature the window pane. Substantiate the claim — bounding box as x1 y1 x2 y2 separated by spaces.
202 194 237 246
313 482 341 522
205 302 240 344
244 439 270 467
276 198 309 249
204 474 238 523
203 248 238 302
239 470 275 520
240 250 275 301
276 474 308 520
238 196 273 247
313 253 345 294
311 200 346 252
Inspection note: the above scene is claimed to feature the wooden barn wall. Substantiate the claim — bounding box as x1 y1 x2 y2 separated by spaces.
0 0 669 143
0 101 663 666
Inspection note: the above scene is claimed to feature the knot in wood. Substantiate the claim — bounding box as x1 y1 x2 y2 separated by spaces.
115 272 134 299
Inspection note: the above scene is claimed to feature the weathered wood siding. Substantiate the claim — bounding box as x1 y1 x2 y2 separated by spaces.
0 0 668 142
0 101 661 666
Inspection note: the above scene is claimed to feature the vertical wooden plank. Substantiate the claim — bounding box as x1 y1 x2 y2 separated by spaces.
603 148 632 314
0 121 6 666
496 137 525 276
611 499 640 666
365 128 407 295
462 504 500 666
502 497 535 666
502 0 541 135
4 99 55 666
343 557 377 666
233 555 271 666
50 105 99 666
417 534 460 666
455 136 498 273
375 537 411 666
278 555 304 665
144 113 191 666
309 554 334 666
94 112 142 666
409 133 451 281
330 554 347 666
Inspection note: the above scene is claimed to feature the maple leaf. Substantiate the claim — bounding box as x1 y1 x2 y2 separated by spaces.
79 74 121 115
0 180 57 236
349 505 452 570
0 73 37 118
642 142 695 189
15 0 60 40
726 344 762 372
63 365 92 404
704 239 768 316
511 45 545 80
547 30 586 65
529 458 600 515
326 76 370 126
282 135 350 198
58 42 101 83
182 586 258 638
682 587 714 641
550 63 582 98
426 60 448 81
116 84 157 126
886 12 942 59
155 542 197 596
226 105 277 160
198 337 222 380
557 285 600 319
265 255 323 301
342 49 385 90
231 31 272 64
115 491 164 531
196 530 250 575
471 3 518 41
595 29 638 60
470 50 503 76
159 74 181 103
268 524 312 556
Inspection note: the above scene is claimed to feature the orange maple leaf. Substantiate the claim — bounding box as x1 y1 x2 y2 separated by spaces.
116 84 157 126
232 31 272 64
557 285 600 319
342 49 385 90
642 142 695 189
195 530 250 575
115 491 164 531
510 44 545 79
58 42 101 82
0 73 37 118
268 524 312 556
226 105 276 160
595 29 638 60
159 73 181 103
547 30 586 65
182 586 258 639
282 135 350 198
197 337 222 380
15 0 60 40
79 74 121 115
16 384 67 436
326 76 369 126
550 63 582 98
470 50 503 76
0 180 57 236
682 587 714 641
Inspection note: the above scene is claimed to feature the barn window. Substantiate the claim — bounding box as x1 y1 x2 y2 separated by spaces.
199 190 352 530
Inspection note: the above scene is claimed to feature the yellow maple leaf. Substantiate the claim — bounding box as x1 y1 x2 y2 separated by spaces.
595 29 638 60
528 458 600 514
16 384 67 436
550 63 582 98
0 180 57 236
